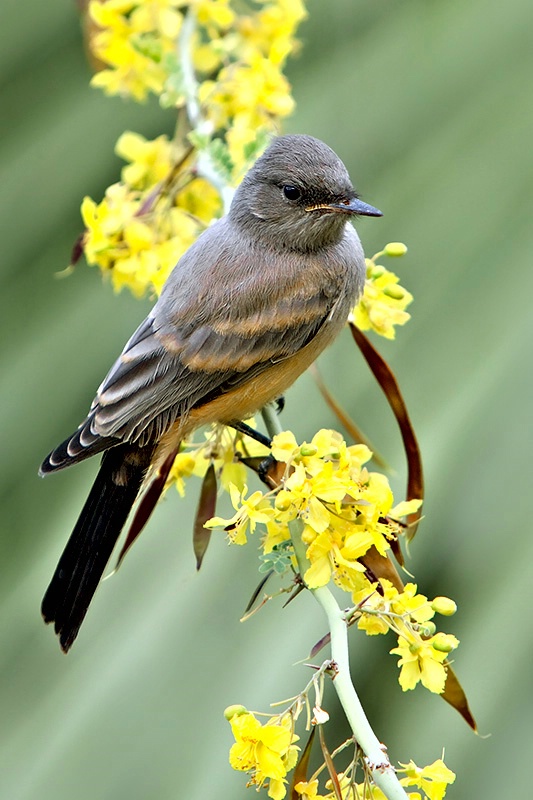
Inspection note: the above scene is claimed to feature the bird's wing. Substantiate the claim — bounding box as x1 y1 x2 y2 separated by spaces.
92 286 335 443
42 222 345 471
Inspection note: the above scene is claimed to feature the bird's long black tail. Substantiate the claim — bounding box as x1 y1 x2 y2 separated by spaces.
42 442 155 652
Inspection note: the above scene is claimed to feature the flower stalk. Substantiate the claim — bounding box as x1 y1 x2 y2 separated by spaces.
289 518 408 800
179 8 235 213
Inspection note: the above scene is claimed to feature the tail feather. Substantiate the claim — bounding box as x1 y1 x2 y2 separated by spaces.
42 442 155 652
39 420 121 475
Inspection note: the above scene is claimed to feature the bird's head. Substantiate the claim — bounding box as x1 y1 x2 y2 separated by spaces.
230 134 382 252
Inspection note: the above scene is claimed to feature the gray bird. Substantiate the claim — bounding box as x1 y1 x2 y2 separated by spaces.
40 134 382 651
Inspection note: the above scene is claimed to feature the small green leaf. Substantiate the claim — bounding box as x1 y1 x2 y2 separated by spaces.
259 541 294 576
206 138 234 181
242 129 271 166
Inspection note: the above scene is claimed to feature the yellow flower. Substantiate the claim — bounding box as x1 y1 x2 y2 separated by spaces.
200 55 295 138
390 583 434 624
352 583 390 635
147 235 190 295
220 459 247 494
228 712 299 800
330 543 368 594
115 131 174 189
89 0 183 101
309 428 344 459
294 779 323 799
82 179 202 296
346 443 373 471
132 0 183 38
262 519 291 554
356 581 424 629
400 759 456 800
175 176 222 223
167 451 196 496
351 245 413 339
163 422 270 498
267 430 403 591
81 183 141 271
84 0 309 291
390 629 458 694
81 171 217 297
357 611 389 636
110 248 158 296
237 0 306 66
271 431 299 463
390 498 423 519
206 483 275 544
304 530 335 588
195 0 235 31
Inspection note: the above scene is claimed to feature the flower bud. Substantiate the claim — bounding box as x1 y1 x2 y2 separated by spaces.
300 444 317 457
383 286 405 301
431 633 457 653
275 490 293 511
368 264 386 279
384 242 407 257
431 596 457 616
224 705 248 720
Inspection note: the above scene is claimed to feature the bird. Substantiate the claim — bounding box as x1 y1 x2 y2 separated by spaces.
40 134 382 652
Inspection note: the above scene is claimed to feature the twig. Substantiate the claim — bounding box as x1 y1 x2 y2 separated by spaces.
179 10 235 213
289 520 409 800
261 402 283 439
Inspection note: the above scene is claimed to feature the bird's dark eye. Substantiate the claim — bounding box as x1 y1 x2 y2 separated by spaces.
282 185 301 201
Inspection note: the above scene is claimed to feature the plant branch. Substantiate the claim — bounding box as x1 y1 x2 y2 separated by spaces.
179 9 235 213
289 519 408 800
261 402 284 438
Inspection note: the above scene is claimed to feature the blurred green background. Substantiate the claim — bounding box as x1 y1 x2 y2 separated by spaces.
1 0 532 797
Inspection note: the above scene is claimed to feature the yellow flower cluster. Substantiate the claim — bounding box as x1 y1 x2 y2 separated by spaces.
225 696 455 800
81 1 307 296
199 0 307 171
209 429 421 590
294 758 455 800
226 708 299 800
399 759 456 800
81 131 221 295
206 428 460 696
167 421 269 496
88 0 306 170
89 0 184 102
351 242 413 339
354 579 459 695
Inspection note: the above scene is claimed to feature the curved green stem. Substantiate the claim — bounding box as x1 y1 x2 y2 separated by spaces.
289 519 408 800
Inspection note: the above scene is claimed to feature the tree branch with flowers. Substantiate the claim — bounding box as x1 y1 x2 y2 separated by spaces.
67 2 477 798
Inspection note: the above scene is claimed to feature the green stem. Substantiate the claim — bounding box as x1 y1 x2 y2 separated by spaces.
289 519 408 800
179 9 234 213
261 402 284 439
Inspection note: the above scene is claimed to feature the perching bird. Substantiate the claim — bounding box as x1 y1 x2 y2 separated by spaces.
40 134 382 651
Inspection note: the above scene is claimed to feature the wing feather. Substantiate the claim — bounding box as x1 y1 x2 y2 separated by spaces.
42 217 355 472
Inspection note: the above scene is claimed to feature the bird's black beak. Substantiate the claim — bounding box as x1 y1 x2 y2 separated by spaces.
328 197 383 217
